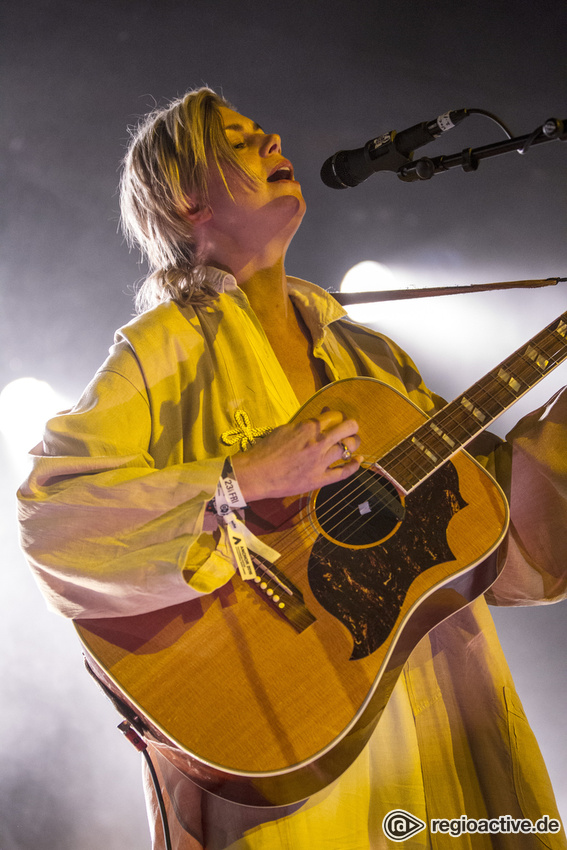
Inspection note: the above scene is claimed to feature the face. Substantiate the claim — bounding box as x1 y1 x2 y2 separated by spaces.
200 106 306 254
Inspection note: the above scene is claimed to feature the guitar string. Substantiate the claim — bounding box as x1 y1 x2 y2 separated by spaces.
247 324 567 617
287 319 566 530
268 334 564 572
396 324 566 455
250 402 543 599
251 329 567 579
299 331 567 569
313 330 567 556
306 326 567 562
249 326 567 580
288 359 516 548
249 553 314 629
380 326 567 486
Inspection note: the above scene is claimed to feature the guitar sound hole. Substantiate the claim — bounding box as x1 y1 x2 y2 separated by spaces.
313 468 405 547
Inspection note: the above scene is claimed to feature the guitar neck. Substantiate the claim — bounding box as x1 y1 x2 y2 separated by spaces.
379 312 567 494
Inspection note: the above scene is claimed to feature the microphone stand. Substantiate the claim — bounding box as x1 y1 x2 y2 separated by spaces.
331 117 566 305
331 277 565 306
396 117 566 182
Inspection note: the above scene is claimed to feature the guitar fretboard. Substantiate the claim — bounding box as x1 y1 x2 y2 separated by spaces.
378 312 567 494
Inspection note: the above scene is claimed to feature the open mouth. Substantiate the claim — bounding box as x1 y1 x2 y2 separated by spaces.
267 164 294 182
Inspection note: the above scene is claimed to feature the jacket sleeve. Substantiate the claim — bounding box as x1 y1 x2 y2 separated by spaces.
426 387 567 607
485 385 567 606
17 345 236 620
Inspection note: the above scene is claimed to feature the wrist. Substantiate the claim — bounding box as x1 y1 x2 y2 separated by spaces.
230 452 265 503
213 456 248 516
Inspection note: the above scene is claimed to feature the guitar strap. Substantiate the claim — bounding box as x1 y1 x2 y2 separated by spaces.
330 276 564 306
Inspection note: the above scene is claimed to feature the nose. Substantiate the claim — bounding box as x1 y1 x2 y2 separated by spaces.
259 132 282 156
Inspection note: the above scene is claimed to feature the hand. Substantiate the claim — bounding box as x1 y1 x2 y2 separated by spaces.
231 408 362 502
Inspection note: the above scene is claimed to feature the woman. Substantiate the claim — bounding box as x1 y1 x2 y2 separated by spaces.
18 88 567 849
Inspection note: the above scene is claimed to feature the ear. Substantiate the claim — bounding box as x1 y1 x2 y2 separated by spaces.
185 203 212 225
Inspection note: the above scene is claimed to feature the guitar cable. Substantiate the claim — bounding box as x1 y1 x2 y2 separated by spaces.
83 657 173 850
118 720 173 850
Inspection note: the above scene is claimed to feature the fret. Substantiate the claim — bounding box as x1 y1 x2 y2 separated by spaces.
496 366 523 395
460 396 487 423
515 348 554 380
433 402 481 442
473 373 521 409
524 343 549 372
428 421 456 449
386 444 435 491
377 311 567 494
411 435 439 464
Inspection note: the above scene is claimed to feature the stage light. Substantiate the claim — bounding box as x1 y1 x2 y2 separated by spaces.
338 259 446 352
339 260 505 407
339 261 399 324
0 378 69 476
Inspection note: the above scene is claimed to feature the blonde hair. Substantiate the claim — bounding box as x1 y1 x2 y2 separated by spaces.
120 87 254 312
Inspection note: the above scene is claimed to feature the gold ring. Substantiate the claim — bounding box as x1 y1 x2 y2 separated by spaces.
340 442 351 460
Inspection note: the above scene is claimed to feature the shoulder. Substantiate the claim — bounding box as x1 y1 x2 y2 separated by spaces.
287 275 445 413
287 274 422 371
115 300 200 351
108 300 213 380
286 276 347 325
60 301 208 405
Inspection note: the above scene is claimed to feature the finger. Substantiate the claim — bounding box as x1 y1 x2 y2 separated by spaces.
320 418 360 450
327 436 363 467
328 438 353 464
326 442 349 466
324 456 363 483
340 434 362 455
310 408 346 438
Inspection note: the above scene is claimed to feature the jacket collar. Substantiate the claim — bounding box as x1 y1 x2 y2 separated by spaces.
203 266 348 343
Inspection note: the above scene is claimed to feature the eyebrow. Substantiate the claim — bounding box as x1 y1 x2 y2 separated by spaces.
223 121 264 133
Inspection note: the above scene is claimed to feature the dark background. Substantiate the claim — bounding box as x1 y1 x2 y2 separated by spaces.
1 1 566 847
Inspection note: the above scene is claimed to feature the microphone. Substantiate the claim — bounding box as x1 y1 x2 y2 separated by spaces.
320 109 469 189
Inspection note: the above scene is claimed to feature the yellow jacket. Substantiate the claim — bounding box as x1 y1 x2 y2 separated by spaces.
18 272 567 849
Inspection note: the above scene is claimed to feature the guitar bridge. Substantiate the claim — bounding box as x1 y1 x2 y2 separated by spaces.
249 554 316 633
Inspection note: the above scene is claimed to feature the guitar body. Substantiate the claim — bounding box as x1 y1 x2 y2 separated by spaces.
76 377 509 806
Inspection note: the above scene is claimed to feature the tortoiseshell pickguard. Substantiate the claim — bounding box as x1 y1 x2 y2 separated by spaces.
307 462 467 659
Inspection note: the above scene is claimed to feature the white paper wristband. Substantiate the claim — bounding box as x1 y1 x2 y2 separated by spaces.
214 456 247 517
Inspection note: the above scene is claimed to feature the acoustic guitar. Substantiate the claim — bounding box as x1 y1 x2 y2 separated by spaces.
76 310 567 807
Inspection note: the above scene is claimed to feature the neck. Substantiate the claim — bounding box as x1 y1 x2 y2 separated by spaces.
199 201 301 298
207 233 289 283
238 260 291 325
204 234 293 326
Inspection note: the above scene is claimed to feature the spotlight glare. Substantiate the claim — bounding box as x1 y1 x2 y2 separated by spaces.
340 261 398 324
0 378 69 474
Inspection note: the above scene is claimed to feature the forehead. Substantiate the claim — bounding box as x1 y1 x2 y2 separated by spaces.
219 106 262 133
